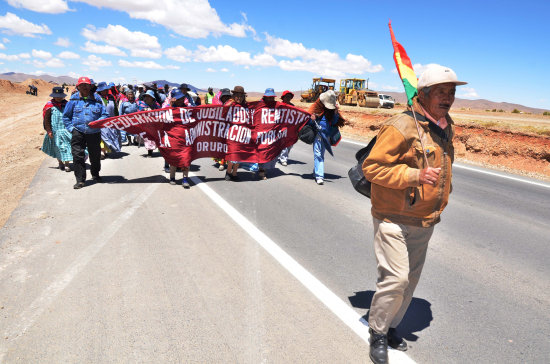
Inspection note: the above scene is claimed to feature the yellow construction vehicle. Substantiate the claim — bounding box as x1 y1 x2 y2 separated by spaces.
300 77 336 102
338 78 379 108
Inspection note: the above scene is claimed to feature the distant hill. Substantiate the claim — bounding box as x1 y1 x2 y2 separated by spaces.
379 91 549 114
0 72 77 85
151 80 206 93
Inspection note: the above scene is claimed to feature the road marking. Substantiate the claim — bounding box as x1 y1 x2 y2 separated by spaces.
453 164 550 189
0 184 158 362
189 174 415 364
342 138 550 189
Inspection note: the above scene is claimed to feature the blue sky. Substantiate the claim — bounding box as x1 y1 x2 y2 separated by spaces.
0 0 549 109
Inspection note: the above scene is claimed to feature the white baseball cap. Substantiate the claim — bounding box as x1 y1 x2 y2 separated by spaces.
417 64 467 89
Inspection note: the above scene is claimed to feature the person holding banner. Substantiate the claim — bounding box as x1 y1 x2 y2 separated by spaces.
224 86 247 181
137 90 161 157
278 90 295 166
362 65 466 364
167 90 192 188
308 90 344 185
257 88 279 180
63 76 109 189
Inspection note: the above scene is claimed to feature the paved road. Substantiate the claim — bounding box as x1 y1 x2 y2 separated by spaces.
1 138 549 363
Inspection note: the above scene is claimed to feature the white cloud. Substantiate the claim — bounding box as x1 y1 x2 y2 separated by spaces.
82 54 112 71
118 59 179 69
220 68 229 72
54 37 71 47
2 38 9 43
33 57 65 68
7 0 70 14
73 0 253 38
0 43 4 50
264 34 307 58
0 12 52 37
278 53 382 78
130 48 161 59
264 34 383 78
58 51 80 59
67 71 79 78
32 49 52 59
164 45 192 62
458 87 478 98
82 41 127 57
206 68 216 72
412 63 441 77
82 24 161 51
0 52 30 61
166 44 277 67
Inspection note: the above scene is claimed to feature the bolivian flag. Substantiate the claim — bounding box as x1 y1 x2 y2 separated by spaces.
389 21 417 105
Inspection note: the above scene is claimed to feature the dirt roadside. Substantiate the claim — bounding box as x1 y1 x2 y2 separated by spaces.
0 83 549 228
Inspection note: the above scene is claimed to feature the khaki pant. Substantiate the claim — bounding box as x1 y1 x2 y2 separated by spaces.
368 218 434 334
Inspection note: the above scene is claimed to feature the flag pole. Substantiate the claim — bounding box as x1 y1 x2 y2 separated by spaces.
411 106 430 168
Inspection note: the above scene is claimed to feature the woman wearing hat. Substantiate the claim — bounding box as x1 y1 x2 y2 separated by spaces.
167 90 193 189
137 90 161 157
41 86 72 171
256 88 279 180
223 86 247 181
118 89 139 145
211 88 232 171
96 82 121 159
308 90 345 185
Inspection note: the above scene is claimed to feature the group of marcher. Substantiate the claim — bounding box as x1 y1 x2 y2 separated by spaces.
41 65 467 364
41 77 344 189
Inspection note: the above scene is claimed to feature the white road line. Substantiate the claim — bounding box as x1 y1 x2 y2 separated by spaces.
0 184 159 362
453 164 550 188
342 138 550 189
189 174 415 364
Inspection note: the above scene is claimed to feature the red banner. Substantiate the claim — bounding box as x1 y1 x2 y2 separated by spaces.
89 101 310 167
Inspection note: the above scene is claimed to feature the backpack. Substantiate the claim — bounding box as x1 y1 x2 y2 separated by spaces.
347 136 377 198
298 120 316 144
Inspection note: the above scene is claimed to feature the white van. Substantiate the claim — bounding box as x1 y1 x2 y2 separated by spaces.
378 94 395 108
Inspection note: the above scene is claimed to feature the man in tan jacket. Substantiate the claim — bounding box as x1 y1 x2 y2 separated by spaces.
362 65 467 364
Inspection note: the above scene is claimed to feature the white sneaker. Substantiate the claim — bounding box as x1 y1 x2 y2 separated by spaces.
316 178 324 185
281 161 288 166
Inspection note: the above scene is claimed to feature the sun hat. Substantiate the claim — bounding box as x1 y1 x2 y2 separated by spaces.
144 90 156 98
49 86 67 98
263 88 276 97
89 79 96 85
417 64 467 90
319 90 337 109
96 82 110 92
281 90 294 99
179 83 190 91
220 88 231 97
232 86 246 94
171 89 185 100
108 82 115 88
76 77 91 86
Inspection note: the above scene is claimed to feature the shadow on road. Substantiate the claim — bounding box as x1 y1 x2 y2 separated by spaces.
348 290 433 341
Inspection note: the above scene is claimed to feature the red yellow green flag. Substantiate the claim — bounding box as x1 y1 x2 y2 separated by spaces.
389 21 417 105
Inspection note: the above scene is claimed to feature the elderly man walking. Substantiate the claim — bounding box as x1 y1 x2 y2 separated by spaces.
63 77 109 189
362 65 467 364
